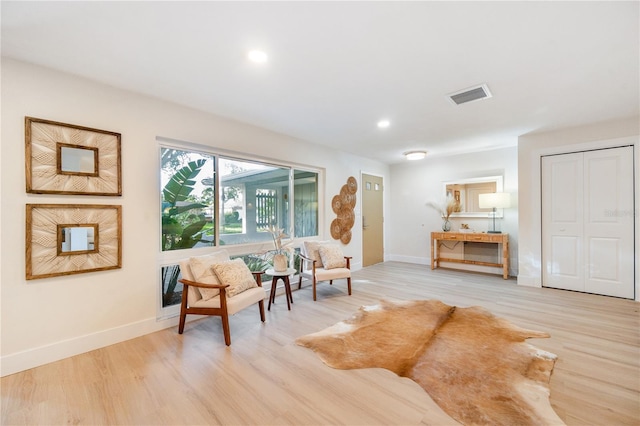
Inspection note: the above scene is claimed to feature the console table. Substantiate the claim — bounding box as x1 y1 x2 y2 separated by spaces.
431 232 509 279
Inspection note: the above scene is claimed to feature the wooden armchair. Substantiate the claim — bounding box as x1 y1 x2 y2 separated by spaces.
298 241 352 301
178 252 266 346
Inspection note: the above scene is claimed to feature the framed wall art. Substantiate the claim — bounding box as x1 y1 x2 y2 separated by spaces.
26 204 122 280
25 117 122 195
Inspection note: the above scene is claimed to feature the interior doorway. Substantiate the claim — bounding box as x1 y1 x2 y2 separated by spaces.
541 145 635 298
362 173 384 267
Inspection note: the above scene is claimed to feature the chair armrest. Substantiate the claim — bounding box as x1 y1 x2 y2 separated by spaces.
251 271 265 287
344 256 352 269
298 253 317 272
298 253 315 262
178 278 229 290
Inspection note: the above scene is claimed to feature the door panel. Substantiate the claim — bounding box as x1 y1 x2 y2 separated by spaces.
583 147 634 298
362 174 383 267
542 146 635 299
542 153 584 291
589 237 620 281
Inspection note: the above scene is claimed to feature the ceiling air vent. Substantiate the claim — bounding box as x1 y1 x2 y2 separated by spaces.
447 84 492 105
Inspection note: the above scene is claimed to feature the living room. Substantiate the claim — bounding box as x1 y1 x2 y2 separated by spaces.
1 2 638 425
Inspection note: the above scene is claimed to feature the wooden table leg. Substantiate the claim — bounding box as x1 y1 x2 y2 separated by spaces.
431 234 435 270
503 239 509 279
269 276 293 310
268 277 277 310
283 276 291 310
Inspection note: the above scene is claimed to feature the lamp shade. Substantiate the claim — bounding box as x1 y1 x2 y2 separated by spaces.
478 192 511 209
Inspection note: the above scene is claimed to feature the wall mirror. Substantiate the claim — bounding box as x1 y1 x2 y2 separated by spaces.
57 224 98 255
443 175 504 218
58 144 98 176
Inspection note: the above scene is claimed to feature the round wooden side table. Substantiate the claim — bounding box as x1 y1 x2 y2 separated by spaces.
265 267 296 311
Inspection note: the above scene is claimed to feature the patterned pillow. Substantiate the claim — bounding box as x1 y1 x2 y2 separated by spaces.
318 244 347 269
188 250 230 300
212 258 258 298
303 240 329 268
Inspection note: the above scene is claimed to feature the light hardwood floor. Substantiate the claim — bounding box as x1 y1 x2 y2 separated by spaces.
2 262 639 425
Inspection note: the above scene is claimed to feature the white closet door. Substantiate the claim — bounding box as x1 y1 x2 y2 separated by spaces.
542 152 585 292
583 147 634 298
542 146 635 298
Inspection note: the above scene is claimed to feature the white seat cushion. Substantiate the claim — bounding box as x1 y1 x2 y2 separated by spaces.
191 286 266 315
303 267 351 281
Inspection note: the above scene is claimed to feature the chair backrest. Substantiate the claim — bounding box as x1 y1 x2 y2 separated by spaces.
300 240 330 271
179 249 231 305
178 259 203 305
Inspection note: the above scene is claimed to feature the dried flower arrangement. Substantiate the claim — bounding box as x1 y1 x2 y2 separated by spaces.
266 224 294 271
427 195 462 221
266 224 292 254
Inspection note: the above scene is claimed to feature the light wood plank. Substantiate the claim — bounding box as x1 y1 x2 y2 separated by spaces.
2 262 638 425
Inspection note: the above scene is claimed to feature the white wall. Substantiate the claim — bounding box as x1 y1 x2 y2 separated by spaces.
0 59 389 376
517 116 640 301
387 147 518 275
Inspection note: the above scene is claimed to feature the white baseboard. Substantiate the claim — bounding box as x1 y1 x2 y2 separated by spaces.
1 315 180 377
516 275 542 288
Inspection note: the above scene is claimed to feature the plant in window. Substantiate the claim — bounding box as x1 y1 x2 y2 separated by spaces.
266 224 287 253
266 224 293 271
162 159 211 250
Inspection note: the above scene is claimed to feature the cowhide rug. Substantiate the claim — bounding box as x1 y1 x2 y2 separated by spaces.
296 299 564 426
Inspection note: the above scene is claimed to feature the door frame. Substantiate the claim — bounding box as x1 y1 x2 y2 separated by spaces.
361 171 385 266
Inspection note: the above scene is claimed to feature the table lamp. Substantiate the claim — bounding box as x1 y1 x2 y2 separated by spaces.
478 192 511 233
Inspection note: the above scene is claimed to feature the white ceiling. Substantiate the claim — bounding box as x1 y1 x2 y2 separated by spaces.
2 1 638 164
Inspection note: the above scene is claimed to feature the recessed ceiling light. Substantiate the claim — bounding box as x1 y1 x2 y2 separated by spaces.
377 120 390 129
248 50 268 63
404 150 427 160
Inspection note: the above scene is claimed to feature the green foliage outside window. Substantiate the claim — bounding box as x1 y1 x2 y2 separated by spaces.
161 153 214 251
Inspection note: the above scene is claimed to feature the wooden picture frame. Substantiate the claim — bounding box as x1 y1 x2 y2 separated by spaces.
26 204 122 280
25 117 122 195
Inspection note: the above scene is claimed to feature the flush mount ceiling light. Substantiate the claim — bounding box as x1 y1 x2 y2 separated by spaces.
247 50 268 63
404 150 427 160
377 120 390 129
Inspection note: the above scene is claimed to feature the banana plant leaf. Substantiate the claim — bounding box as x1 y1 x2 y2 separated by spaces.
166 203 206 216
163 159 206 204
161 158 212 251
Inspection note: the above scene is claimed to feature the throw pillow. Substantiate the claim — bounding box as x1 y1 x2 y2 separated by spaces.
318 244 347 269
303 240 329 268
188 250 230 300
212 258 258 298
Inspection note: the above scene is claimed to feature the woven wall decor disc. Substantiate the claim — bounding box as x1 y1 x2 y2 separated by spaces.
340 188 356 209
346 176 358 194
340 209 355 229
330 218 342 240
332 195 343 214
340 230 352 244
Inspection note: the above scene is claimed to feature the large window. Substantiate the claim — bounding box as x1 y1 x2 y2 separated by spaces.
161 148 216 251
218 157 290 245
159 144 320 311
